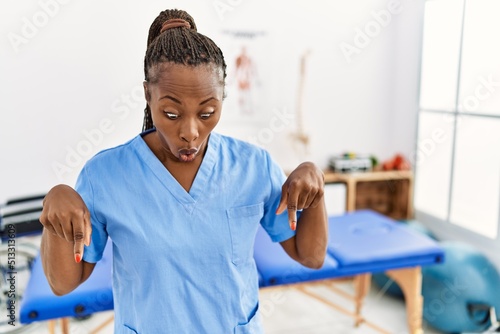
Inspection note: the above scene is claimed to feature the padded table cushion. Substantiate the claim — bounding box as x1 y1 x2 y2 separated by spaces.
254 226 339 286
20 242 113 324
254 210 444 286
327 210 444 275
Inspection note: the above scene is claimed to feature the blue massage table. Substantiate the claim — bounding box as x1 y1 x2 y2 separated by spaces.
20 242 114 334
255 210 445 334
20 210 444 334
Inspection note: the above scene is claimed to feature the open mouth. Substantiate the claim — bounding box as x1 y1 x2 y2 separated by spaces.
178 148 198 162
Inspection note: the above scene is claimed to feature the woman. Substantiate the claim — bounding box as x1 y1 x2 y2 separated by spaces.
40 9 327 333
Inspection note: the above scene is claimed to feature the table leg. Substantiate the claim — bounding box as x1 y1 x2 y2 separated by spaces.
354 273 372 327
61 318 70 334
48 320 55 334
346 179 356 212
386 267 424 334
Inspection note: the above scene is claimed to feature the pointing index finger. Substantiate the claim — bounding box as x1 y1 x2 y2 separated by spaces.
288 204 297 231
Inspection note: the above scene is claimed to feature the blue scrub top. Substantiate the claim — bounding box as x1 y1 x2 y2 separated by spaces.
76 131 295 333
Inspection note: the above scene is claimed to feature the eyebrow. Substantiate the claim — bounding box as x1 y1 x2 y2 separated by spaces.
159 95 218 105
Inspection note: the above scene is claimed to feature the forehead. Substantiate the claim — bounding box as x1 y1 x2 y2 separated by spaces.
148 63 223 97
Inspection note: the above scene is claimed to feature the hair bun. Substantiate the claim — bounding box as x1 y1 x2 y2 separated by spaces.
160 19 191 33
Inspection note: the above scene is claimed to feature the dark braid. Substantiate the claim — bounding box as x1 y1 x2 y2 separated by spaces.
142 9 227 131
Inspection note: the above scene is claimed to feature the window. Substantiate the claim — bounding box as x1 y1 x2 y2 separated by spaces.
415 0 500 239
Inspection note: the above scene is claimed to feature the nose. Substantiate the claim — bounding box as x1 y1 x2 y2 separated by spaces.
179 118 199 143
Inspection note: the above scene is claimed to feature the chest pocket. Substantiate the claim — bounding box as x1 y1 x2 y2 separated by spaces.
227 203 264 266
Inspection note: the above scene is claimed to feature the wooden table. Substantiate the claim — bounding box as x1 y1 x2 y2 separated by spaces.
323 170 414 220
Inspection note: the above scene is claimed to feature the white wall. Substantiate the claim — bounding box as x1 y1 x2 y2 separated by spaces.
0 0 424 202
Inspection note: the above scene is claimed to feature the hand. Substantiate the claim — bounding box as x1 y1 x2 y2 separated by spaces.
276 162 325 230
39 184 92 263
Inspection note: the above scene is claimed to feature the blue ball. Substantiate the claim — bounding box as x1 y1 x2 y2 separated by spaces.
422 241 500 333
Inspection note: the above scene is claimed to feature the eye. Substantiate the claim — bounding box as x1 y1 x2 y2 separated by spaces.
164 112 179 120
200 112 214 120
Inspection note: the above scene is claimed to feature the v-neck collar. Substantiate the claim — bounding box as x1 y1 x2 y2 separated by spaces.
133 130 221 211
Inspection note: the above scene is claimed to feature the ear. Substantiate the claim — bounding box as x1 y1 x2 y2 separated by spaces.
143 81 151 103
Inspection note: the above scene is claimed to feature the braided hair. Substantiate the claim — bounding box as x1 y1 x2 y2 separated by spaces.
143 9 227 131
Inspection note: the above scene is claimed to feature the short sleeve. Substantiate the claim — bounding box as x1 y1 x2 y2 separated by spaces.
75 165 108 263
260 151 297 243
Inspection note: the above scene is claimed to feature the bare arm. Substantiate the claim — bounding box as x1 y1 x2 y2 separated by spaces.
39 184 95 295
41 230 95 295
278 162 328 269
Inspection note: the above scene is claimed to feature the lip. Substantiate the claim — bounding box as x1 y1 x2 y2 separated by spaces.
178 148 199 162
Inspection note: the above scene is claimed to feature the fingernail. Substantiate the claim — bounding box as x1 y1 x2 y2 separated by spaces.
291 221 296 231
75 253 81 263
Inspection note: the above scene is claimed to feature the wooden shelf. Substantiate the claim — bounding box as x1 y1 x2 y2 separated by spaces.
324 170 414 220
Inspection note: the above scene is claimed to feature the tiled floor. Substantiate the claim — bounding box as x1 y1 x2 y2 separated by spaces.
16 279 444 334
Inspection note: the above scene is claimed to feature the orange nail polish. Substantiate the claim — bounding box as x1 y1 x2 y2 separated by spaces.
75 253 82 263
291 221 297 231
